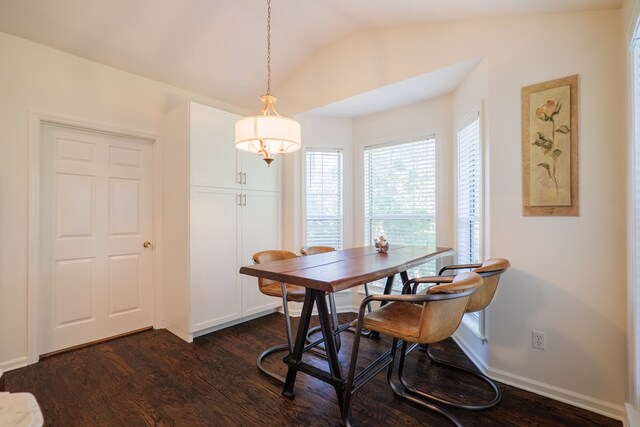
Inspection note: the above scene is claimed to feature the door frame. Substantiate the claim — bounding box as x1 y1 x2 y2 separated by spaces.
27 111 161 364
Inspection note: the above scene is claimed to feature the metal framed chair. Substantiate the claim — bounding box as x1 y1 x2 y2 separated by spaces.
417 258 511 410
343 272 484 426
252 250 305 383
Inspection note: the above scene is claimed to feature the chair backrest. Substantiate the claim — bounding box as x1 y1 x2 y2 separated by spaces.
252 250 297 293
300 246 335 256
417 272 483 344
466 258 510 313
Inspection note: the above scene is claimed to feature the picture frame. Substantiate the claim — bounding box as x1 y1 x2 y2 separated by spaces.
522 75 579 216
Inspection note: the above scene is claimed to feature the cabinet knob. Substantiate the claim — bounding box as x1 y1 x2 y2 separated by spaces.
143 241 152 248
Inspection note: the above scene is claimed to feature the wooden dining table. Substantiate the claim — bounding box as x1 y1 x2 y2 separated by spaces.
239 245 454 426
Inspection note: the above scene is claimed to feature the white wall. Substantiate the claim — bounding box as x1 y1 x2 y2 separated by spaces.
282 116 353 253
0 32 243 370
450 58 491 364
485 11 625 417
0 6 629 419
280 116 355 314
352 95 454 249
280 9 627 418
624 0 640 421
349 95 454 311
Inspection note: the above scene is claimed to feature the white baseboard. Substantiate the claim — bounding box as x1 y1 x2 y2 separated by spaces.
283 292 356 317
452 334 623 421
487 365 624 420
191 308 278 340
163 321 193 343
625 402 640 427
0 356 29 372
452 331 488 372
164 308 279 343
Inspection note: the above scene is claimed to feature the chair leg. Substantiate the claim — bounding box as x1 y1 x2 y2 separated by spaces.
328 293 341 349
341 308 367 427
257 343 289 383
385 339 462 427
410 344 501 410
256 283 296 383
345 284 374 338
281 283 294 352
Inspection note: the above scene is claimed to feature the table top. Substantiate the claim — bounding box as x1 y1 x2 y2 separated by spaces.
239 245 454 293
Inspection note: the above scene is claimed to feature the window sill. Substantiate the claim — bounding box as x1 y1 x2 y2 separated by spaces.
356 284 403 296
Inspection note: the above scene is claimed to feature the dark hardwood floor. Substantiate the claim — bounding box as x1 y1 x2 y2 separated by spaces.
6 313 621 426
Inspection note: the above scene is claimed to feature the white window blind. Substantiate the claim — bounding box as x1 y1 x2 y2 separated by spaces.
364 139 436 289
305 148 344 249
456 116 482 265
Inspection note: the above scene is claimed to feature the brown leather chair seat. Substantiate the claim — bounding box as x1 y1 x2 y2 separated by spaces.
344 271 484 426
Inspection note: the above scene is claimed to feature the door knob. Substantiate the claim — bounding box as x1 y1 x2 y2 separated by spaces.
143 241 152 248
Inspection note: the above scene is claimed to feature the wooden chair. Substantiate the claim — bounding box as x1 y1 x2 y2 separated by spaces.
252 250 304 383
343 272 484 426
417 258 511 410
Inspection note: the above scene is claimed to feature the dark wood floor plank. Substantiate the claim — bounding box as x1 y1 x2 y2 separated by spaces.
5 313 621 427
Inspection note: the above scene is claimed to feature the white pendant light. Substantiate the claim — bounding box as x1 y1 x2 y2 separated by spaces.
235 0 301 166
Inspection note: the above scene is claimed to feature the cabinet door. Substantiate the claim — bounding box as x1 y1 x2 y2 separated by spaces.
190 102 241 189
240 151 280 192
190 187 242 331
240 190 282 316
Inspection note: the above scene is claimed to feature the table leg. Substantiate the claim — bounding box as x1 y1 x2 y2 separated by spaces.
380 274 396 307
400 271 409 288
370 274 397 339
316 291 343 382
328 292 341 350
282 290 316 399
317 291 356 426
282 289 354 425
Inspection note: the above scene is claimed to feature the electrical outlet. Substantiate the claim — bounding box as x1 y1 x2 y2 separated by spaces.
532 330 546 350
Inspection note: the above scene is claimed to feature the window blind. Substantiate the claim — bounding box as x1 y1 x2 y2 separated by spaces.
364 139 436 289
305 148 344 250
456 116 481 264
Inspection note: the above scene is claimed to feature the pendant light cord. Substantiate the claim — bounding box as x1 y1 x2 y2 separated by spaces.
266 0 271 96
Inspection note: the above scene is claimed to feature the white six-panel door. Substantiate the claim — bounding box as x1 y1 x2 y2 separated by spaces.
39 123 154 355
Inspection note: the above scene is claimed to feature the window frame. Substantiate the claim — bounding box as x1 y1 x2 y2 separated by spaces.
302 147 345 251
362 137 437 292
455 111 483 265
455 110 486 340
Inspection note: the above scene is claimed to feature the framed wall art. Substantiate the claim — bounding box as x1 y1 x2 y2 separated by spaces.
522 74 579 216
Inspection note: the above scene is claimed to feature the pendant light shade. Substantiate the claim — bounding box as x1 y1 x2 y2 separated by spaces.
234 0 300 166
235 114 301 152
235 97 301 165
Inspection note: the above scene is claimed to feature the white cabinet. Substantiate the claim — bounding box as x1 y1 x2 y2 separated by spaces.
189 187 242 331
240 190 282 316
189 103 280 191
161 101 281 342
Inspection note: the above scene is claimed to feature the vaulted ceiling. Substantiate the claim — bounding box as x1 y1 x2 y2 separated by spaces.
0 0 622 113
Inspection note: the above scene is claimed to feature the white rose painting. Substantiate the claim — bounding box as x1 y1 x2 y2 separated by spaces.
529 85 571 206
522 75 579 216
